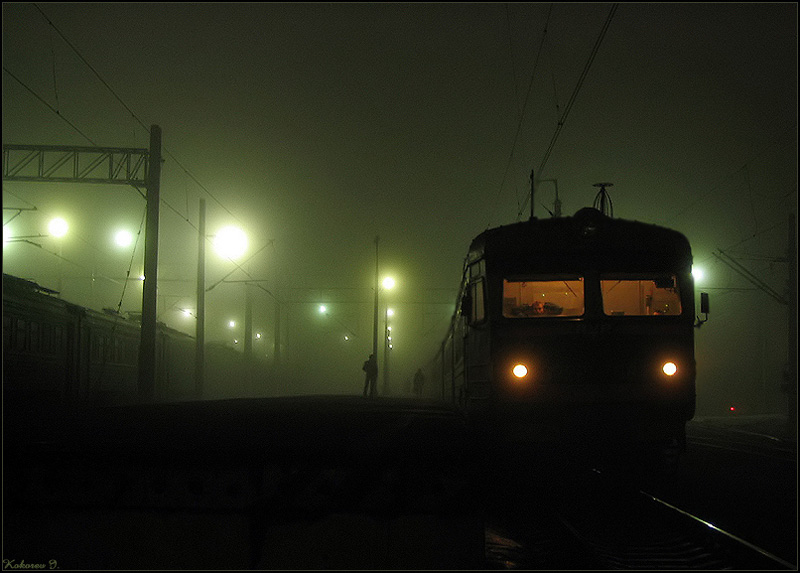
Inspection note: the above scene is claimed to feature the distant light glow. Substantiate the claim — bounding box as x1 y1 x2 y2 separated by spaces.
319 305 327 314
512 364 528 378
114 229 133 247
662 361 678 376
48 217 68 238
382 277 395 290
214 226 247 260
692 267 704 282
3 226 11 246
228 320 236 328
181 308 193 317
387 308 394 317
255 332 262 339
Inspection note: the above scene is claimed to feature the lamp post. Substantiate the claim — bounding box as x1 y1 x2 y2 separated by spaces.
384 307 394 395
196 198 249 399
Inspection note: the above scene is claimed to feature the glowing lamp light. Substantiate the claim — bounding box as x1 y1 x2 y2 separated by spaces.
512 364 528 378
319 305 327 314
48 217 69 238
382 277 395 290
114 230 133 247
228 320 236 328
214 226 248 260
662 361 678 376
3 226 11 246
692 267 704 282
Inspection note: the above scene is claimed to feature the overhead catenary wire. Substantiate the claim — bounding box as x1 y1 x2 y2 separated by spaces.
486 3 554 230
2 67 98 146
517 2 619 220
29 3 246 227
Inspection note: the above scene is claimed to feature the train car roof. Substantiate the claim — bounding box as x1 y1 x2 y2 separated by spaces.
468 207 692 267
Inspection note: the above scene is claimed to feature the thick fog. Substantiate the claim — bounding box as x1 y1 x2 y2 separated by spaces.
3 3 796 414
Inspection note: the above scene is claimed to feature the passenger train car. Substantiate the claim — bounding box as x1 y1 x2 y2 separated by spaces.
423 205 708 465
2 273 195 405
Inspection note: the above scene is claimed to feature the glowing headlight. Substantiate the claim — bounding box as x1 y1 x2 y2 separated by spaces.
662 361 678 376
512 364 528 378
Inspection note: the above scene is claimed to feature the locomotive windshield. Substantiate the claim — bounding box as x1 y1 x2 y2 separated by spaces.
503 276 584 318
600 273 682 316
501 273 683 318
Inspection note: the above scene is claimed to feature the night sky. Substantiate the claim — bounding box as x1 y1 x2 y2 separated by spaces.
2 3 797 410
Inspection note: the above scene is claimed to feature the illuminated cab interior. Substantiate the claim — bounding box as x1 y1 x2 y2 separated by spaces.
502 274 682 318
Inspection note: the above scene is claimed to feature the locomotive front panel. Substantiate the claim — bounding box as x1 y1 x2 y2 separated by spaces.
476 265 696 450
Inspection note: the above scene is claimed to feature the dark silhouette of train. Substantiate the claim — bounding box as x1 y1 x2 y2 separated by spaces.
422 203 709 467
2 273 260 405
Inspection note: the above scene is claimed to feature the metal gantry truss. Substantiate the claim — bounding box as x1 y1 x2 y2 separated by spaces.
2 144 149 187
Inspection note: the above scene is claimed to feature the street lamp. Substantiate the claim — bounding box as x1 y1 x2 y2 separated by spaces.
213 225 248 260
48 217 68 238
114 229 133 248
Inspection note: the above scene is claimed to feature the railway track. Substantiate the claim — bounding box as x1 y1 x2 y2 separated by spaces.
483 463 795 569
687 418 796 462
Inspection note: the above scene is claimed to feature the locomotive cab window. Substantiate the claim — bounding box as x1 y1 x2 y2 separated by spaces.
601 274 682 316
503 276 584 318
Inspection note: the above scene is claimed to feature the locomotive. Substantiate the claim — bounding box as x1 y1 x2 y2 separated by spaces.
423 203 708 466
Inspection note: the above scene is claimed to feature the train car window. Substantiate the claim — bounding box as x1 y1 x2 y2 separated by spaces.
469 279 485 323
16 318 28 351
469 260 485 280
30 321 39 353
600 274 682 316
502 277 584 318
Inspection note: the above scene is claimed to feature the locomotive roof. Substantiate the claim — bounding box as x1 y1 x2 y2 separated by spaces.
468 207 692 265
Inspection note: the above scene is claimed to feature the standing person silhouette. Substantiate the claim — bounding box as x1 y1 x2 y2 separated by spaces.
362 354 378 397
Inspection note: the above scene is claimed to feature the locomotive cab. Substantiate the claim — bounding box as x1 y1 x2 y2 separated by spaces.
442 208 700 467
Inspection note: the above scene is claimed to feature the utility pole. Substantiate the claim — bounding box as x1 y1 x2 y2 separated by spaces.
372 236 379 360
383 307 390 395
529 170 535 220
196 198 206 399
138 125 161 402
245 283 253 359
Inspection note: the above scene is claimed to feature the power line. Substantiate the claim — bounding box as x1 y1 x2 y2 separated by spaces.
2 66 97 146
30 3 245 226
487 4 554 229
517 3 619 220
